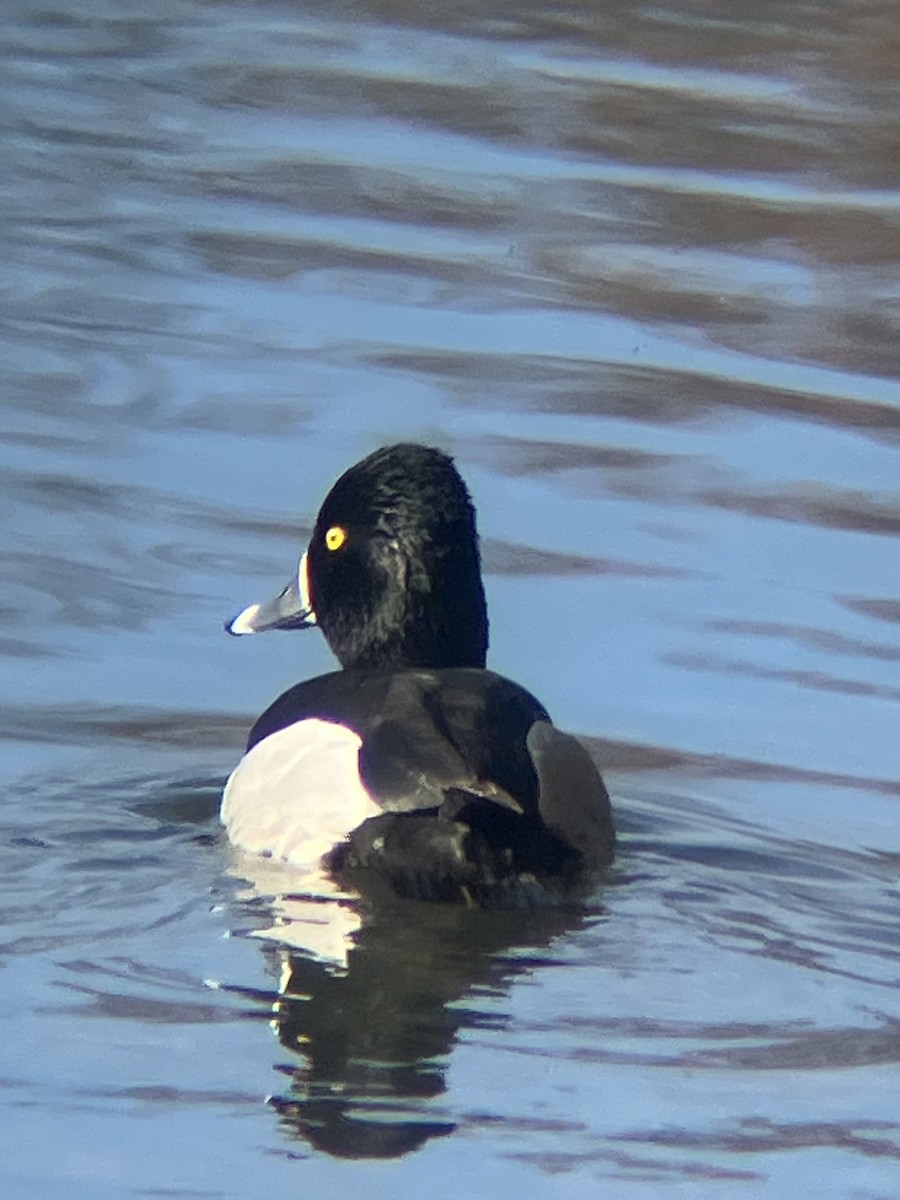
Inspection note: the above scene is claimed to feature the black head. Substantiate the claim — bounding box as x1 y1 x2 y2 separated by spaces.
308 444 488 670
226 444 489 671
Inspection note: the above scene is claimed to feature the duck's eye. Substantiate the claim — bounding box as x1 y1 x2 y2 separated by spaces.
324 525 347 552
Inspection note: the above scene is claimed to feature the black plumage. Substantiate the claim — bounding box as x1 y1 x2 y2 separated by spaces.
224 443 614 905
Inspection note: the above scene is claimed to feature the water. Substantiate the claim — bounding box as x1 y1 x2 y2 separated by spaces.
2 1 899 1195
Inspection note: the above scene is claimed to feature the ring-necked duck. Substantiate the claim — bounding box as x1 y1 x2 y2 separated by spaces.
223 443 614 905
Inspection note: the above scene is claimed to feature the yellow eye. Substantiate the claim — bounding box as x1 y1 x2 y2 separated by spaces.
325 525 347 552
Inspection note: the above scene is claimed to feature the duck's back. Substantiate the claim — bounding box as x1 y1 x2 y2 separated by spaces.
223 668 613 904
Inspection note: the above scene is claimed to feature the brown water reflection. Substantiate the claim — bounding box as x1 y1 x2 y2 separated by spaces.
376 351 900 439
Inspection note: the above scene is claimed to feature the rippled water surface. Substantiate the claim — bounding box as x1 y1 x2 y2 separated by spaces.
2 1 899 1197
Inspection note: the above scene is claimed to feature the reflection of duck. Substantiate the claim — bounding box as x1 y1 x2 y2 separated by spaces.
226 850 364 968
260 899 591 1158
223 443 614 904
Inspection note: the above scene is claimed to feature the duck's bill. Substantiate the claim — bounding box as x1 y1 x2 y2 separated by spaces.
225 579 316 636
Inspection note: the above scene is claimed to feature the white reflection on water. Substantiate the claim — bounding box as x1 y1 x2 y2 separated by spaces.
228 850 363 969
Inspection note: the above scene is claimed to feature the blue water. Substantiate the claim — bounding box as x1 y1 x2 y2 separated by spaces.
2 1 899 1196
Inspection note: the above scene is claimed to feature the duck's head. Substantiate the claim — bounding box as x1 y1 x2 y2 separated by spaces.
226 443 489 671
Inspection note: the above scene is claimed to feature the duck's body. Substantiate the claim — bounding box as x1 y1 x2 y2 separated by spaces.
223 443 614 905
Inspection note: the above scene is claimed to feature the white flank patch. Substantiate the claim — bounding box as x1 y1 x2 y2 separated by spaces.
221 719 379 867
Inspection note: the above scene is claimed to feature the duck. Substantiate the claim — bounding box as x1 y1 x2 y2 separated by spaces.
223 442 614 906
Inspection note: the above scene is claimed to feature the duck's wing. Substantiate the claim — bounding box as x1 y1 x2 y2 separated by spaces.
350 668 544 813
526 721 615 869
333 671 614 902
326 719 616 907
356 712 525 816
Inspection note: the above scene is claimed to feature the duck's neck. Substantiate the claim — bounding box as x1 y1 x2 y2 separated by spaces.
327 555 488 672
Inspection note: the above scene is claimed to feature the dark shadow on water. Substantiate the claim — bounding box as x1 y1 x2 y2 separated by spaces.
234 892 594 1158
